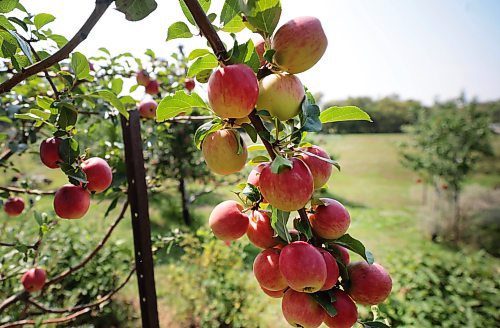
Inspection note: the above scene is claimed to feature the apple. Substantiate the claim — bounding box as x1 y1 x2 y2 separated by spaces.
81 157 113 193
332 245 350 265
256 73 305 121
53 184 90 219
21 267 47 292
138 99 158 119
261 286 286 298
299 145 333 189
253 248 288 291
308 198 350 240
272 16 328 74
207 64 258 119
208 200 249 241
279 241 327 293
184 78 195 92
318 248 340 291
254 38 266 66
259 158 314 211
347 262 392 305
323 289 358 328
39 137 62 169
3 197 24 217
247 163 267 187
145 80 160 95
247 210 280 249
136 70 150 86
202 129 248 175
282 289 325 328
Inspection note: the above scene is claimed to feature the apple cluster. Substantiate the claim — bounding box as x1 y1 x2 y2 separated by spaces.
39 137 113 219
197 16 392 327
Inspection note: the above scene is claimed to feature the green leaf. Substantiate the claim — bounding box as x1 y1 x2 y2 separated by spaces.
294 217 313 241
195 69 213 83
47 34 67 48
311 291 337 317
8 31 33 64
263 49 275 63
70 52 90 80
187 53 218 77
331 234 374 264
228 39 260 72
361 322 391 328
271 207 291 243
240 0 281 37
34 211 43 226
156 90 208 122
57 104 78 130
194 120 223 149
105 196 120 218
166 21 193 41
241 123 257 142
0 0 18 13
179 0 211 25
0 30 18 57
59 138 80 164
188 48 211 61
111 78 124 94
298 149 340 171
33 13 55 30
320 106 372 123
248 155 269 165
115 0 158 21
7 16 26 31
247 144 266 152
60 163 87 185
0 15 15 30
221 14 245 33
91 90 128 119
220 0 240 24
242 183 261 203
300 96 322 132
270 155 292 174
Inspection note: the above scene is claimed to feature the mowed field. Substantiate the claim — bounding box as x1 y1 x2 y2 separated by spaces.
1 133 499 327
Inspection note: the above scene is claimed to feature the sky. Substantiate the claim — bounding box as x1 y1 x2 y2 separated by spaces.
22 0 500 105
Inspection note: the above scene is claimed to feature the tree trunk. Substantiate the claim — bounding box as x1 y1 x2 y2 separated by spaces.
178 175 191 226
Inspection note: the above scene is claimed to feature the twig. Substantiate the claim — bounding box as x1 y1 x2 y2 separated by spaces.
0 308 91 328
0 292 28 314
0 0 114 94
0 186 56 195
44 200 129 287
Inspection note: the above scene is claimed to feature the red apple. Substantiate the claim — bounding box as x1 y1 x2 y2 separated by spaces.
145 80 160 95
202 129 248 175
272 16 328 74
299 145 333 189
279 241 327 293
21 267 46 292
247 210 280 249
253 248 288 291
256 73 305 121
318 248 340 291
259 158 314 211
184 78 195 92
138 99 158 119
324 289 358 328
3 197 24 217
247 163 267 187
136 70 150 86
347 262 392 305
81 157 112 193
332 245 350 265
282 289 325 328
254 38 266 66
308 198 350 240
39 137 62 169
207 64 258 119
261 286 286 298
208 200 248 241
53 184 90 219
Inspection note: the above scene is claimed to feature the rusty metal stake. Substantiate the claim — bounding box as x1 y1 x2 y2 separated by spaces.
121 110 159 328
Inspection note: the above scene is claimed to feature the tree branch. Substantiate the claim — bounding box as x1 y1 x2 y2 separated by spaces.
0 292 28 314
44 200 129 287
0 0 114 94
0 186 56 195
0 308 91 328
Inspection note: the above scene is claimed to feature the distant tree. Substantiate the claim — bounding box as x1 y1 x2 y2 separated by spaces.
400 96 493 242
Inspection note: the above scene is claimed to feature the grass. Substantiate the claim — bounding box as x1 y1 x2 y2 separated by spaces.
1 133 499 327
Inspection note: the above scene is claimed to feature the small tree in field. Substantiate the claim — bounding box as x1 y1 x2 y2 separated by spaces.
400 96 493 242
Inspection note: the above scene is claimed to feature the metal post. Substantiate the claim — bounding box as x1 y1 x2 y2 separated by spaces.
121 110 160 328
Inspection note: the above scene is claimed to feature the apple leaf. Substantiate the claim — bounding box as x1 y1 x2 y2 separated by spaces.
248 155 269 165
293 217 313 241
242 183 261 203
240 0 281 37
300 96 322 132
179 0 211 25
156 90 208 122
115 0 158 21
195 69 213 83
71 52 90 80
311 291 337 317
33 13 55 30
188 48 211 61
270 155 292 174
330 234 375 264
91 90 128 119
241 123 258 142
188 53 218 78
193 120 223 149
271 207 291 243
166 21 193 41
222 14 245 33
320 106 372 123
59 138 80 164
0 0 18 13
228 39 260 72
220 0 240 24
263 49 275 63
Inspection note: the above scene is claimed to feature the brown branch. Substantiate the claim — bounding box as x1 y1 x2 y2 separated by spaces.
44 200 129 287
0 186 56 195
0 0 113 94
26 265 135 314
0 308 91 328
166 115 212 122
0 292 28 314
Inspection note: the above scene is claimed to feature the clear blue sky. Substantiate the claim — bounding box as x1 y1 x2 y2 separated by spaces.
23 0 500 104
